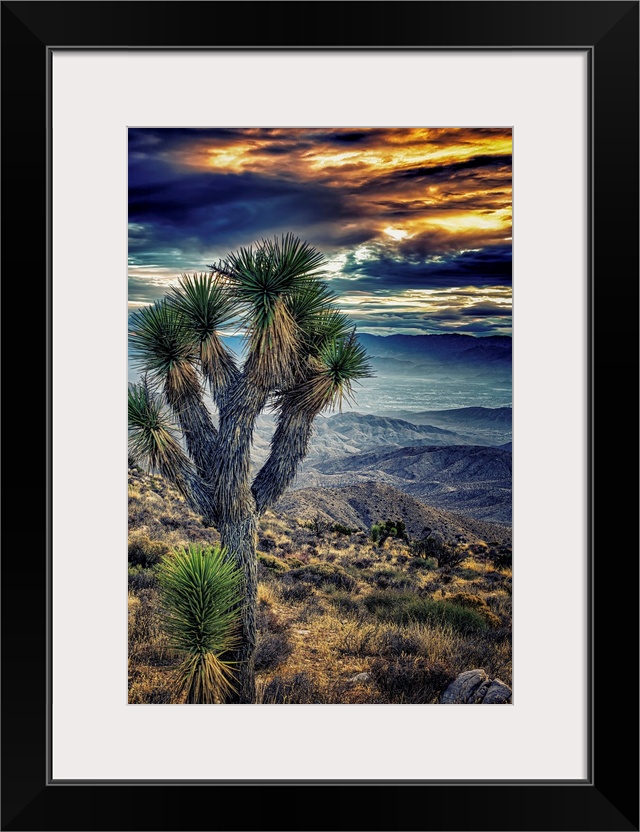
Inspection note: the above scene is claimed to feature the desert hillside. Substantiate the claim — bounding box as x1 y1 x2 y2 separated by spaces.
295 445 512 525
128 469 512 705
275 482 511 545
248 408 512 525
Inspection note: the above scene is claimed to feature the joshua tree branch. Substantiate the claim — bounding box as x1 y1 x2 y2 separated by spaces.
172 391 219 481
252 406 317 516
211 370 268 523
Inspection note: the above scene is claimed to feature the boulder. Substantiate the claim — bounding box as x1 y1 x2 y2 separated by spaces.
482 679 512 704
440 669 490 703
440 669 511 704
349 672 371 684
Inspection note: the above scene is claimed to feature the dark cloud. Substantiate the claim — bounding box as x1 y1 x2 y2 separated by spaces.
128 167 362 267
320 130 388 144
331 244 512 294
460 301 511 317
394 154 512 180
129 127 252 154
128 128 512 335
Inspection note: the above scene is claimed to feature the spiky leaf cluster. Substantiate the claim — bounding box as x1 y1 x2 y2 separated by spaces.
127 381 192 482
158 544 243 704
167 273 238 396
220 234 327 387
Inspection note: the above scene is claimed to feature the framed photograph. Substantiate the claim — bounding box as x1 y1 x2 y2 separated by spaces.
2 2 637 830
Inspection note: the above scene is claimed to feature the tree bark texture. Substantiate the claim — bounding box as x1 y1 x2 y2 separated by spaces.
219 514 258 704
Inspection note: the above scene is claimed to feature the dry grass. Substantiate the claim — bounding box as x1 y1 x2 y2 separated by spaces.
128 469 512 704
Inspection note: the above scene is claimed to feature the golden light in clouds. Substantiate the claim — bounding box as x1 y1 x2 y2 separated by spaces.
300 134 512 178
130 126 512 335
384 227 410 241
425 209 512 234
176 127 510 183
205 143 259 171
169 127 512 258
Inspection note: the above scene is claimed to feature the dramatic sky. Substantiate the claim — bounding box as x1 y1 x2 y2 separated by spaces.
128 128 512 336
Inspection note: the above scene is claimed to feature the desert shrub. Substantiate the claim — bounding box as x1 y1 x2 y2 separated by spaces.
408 556 438 570
256 600 287 633
159 514 183 530
338 621 379 656
258 553 290 572
288 562 357 592
398 600 488 634
411 529 465 568
370 519 409 545
446 592 501 628
127 665 174 704
324 587 362 615
128 564 159 591
258 672 321 704
290 592 324 622
353 557 373 570
280 581 314 603
369 657 454 703
254 632 293 670
301 514 330 538
128 589 162 649
377 625 425 658
331 522 357 536
364 588 408 614
365 591 488 635
128 531 170 567
258 672 352 704
258 533 277 551
370 567 412 590
487 544 512 569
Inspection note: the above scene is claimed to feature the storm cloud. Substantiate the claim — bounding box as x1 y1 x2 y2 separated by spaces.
128 127 512 335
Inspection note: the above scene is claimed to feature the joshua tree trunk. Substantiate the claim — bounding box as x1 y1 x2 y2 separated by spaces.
218 513 258 703
211 379 267 703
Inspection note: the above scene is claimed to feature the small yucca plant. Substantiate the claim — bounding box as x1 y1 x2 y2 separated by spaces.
158 544 243 704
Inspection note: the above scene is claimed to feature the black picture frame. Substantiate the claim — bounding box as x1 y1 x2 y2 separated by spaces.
2 2 638 830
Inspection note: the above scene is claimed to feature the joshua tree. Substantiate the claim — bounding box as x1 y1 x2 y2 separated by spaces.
128 234 371 702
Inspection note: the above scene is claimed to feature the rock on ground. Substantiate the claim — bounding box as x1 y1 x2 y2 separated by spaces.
440 669 512 704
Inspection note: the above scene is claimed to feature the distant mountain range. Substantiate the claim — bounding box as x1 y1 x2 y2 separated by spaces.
356 333 511 380
252 407 511 465
384 406 513 427
251 408 512 525
219 332 511 380
357 332 511 361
